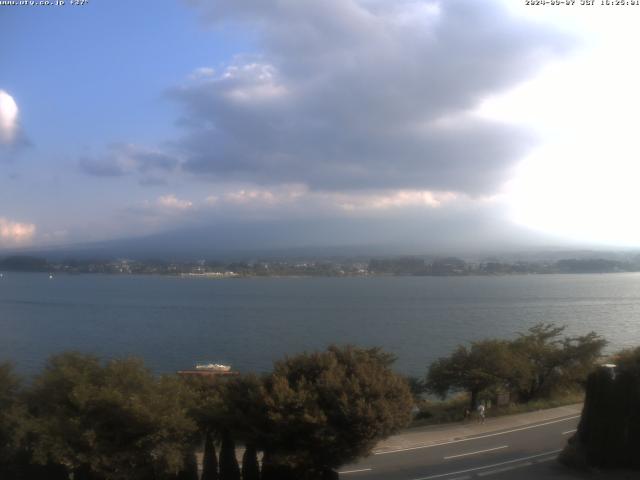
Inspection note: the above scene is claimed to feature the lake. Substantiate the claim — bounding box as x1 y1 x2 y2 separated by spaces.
1 272 639 377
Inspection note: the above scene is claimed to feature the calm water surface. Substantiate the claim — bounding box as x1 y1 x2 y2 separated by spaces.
1 273 639 376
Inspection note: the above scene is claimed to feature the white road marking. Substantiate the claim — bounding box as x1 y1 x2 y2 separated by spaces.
562 429 577 435
338 468 373 474
535 456 557 463
375 415 579 455
408 449 562 480
443 445 508 460
477 462 532 476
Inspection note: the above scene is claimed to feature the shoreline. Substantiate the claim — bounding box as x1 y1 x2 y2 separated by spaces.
2 270 640 279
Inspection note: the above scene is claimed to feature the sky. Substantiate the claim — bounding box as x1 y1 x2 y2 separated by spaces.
2 0 640 254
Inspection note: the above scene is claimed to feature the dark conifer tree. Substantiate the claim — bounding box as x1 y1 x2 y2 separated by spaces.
202 430 219 480
241 444 260 480
219 429 241 480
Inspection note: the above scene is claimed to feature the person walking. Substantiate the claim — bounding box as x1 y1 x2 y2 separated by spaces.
477 403 486 424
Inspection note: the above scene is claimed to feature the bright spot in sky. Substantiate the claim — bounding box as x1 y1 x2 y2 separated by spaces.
478 5 640 246
0 90 19 144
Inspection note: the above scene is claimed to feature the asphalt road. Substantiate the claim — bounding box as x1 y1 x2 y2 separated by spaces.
338 414 580 480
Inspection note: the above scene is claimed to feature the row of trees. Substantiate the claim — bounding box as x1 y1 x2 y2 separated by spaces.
425 324 607 408
0 325 612 479
0 346 414 480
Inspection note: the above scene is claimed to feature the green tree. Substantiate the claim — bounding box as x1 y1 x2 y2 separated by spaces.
187 374 265 480
426 340 515 409
0 362 31 479
259 345 413 478
184 375 226 431
512 324 606 401
426 324 607 407
26 352 198 480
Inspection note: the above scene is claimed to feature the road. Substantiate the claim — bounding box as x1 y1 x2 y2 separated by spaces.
338 413 580 480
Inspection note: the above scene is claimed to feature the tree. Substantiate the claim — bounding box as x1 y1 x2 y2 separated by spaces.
217 374 270 447
186 373 267 480
258 345 413 478
0 363 20 457
426 340 516 409
426 324 607 407
0 362 31 479
25 352 198 480
241 444 260 480
187 374 265 480
512 324 606 401
219 429 241 480
405 376 426 403
201 430 219 480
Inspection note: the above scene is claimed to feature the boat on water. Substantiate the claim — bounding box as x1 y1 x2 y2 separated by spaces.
194 362 232 372
177 362 237 379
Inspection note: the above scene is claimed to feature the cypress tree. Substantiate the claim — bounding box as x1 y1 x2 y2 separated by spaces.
219 430 241 480
202 430 219 480
241 444 260 480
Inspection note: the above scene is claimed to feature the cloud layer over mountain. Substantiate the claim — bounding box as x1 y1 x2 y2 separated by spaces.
174 0 568 195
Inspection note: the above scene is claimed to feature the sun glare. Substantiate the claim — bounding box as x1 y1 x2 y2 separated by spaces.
476 6 640 247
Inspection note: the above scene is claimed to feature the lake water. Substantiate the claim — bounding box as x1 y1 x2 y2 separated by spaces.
1 272 640 377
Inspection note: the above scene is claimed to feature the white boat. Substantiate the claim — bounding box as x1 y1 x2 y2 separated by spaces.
194 362 231 372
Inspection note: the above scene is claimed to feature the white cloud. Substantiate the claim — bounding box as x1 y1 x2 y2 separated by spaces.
336 190 459 211
0 217 36 246
0 90 19 145
157 194 193 210
222 185 304 205
201 185 460 215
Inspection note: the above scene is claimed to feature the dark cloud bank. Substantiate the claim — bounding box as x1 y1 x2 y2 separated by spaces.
173 0 570 194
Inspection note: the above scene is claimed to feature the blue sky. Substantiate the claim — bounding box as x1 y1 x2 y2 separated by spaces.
2 0 640 253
